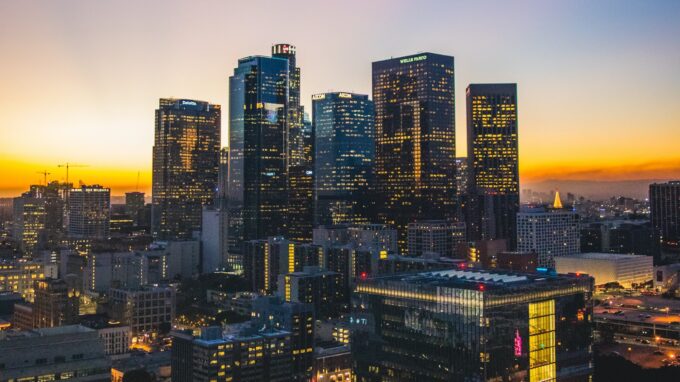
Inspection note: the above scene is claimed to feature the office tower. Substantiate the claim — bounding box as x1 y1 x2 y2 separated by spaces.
152 98 221 240
33 278 80 328
650 181 680 250
278 266 345 318
124 191 145 226
171 326 293 382
243 237 321 295
12 193 46 256
272 44 314 243
12 183 65 257
455 157 469 197
68 184 111 240
252 296 315 381
108 286 175 335
228 53 289 256
0 325 111 382
516 203 579 268
313 92 375 226
84 250 169 293
352 269 593 381
407 220 466 257
0 260 46 300
372 53 456 250
466 83 520 248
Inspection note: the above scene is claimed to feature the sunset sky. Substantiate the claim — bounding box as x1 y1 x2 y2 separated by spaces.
1 0 679 197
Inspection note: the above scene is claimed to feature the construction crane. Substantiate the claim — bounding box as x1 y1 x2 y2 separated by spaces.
36 170 51 185
57 163 88 187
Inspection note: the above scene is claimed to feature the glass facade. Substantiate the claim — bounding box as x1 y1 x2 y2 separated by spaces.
273 44 314 243
372 53 457 251
152 98 220 240
313 92 375 227
228 56 289 262
351 270 593 381
465 84 520 248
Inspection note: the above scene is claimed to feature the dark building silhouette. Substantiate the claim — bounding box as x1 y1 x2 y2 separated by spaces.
372 53 457 251
465 83 519 248
650 181 680 250
152 98 220 240
313 92 375 226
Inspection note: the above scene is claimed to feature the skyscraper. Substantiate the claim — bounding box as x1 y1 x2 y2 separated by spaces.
272 44 314 243
229 44 312 262
372 53 456 250
152 98 221 240
466 83 519 248
12 193 46 256
228 54 288 257
313 92 375 226
68 184 111 240
650 181 680 250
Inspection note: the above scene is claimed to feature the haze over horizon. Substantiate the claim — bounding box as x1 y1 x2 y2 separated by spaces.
1 0 679 198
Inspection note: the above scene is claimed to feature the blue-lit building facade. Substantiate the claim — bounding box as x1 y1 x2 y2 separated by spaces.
351 269 593 381
228 55 289 271
312 92 375 227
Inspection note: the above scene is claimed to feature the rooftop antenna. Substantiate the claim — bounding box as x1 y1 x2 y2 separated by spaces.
136 171 140 191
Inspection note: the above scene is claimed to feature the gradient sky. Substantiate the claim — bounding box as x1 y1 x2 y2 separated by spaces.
1 0 679 197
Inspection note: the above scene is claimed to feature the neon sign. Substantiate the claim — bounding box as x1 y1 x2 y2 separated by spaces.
514 329 522 356
399 55 427 64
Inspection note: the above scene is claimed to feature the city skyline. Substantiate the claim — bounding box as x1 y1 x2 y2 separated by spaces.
1 0 680 197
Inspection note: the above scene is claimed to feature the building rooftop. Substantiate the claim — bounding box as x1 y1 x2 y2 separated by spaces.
359 267 589 293
559 252 652 261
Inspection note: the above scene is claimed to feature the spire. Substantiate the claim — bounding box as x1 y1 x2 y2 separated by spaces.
553 190 563 209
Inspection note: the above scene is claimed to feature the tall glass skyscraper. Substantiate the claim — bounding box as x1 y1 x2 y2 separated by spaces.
312 92 375 226
372 53 456 252
466 84 520 248
272 44 314 243
228 54 289 267
152 98 220 240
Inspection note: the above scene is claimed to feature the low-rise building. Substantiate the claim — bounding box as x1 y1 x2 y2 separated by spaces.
108 285 175 335
554 252 653 288
0 325 111 382
171 326 293 382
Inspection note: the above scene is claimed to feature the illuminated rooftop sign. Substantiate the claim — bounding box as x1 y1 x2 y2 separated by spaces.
399 55 427 64
312 94 326 100
181 100 197 106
